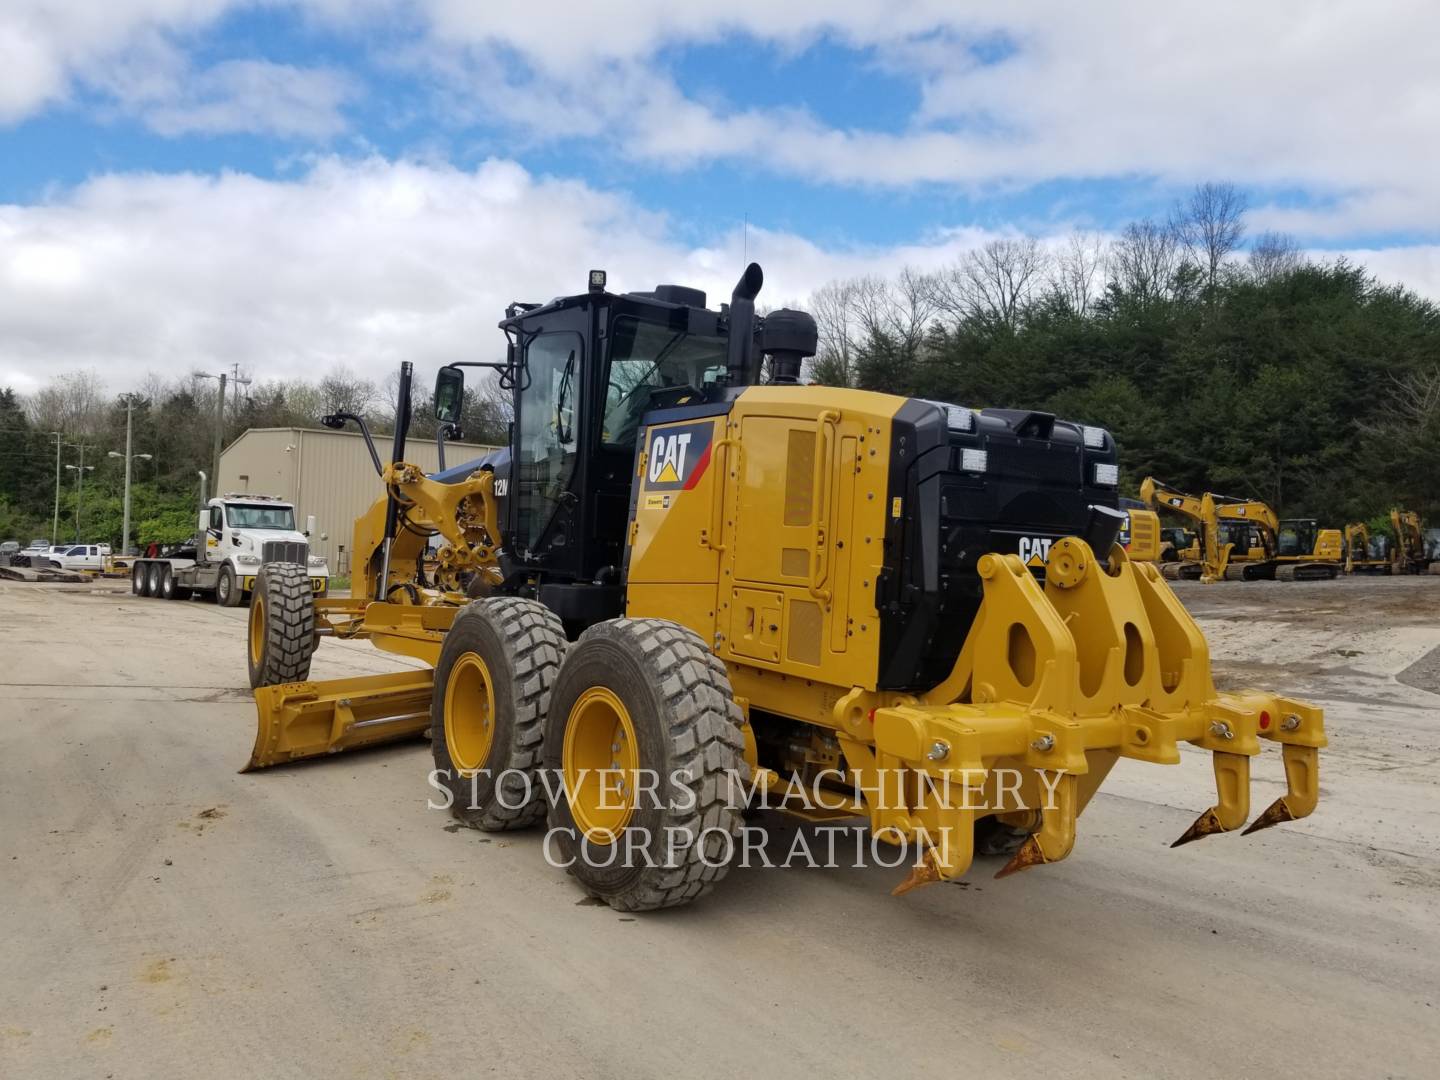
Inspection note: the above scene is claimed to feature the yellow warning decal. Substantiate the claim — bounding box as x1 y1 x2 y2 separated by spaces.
891 497 902 519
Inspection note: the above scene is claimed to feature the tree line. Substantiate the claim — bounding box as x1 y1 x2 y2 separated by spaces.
807 183 1440 527
0 367 510 547
4 180 1438 547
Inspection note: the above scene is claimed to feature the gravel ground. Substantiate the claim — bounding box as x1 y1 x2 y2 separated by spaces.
2 575 1439 1079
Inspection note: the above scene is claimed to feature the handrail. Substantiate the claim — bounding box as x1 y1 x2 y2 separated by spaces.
703 437 737 553
808 410 841 602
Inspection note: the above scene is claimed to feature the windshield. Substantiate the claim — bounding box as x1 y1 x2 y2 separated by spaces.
601 316 726 450
227 504 296 530
1278 522 1314 556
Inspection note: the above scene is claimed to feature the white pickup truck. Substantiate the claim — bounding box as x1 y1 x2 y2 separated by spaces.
129 494 329 605
47 543 112 572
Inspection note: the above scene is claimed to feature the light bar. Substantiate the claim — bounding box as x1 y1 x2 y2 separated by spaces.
1082 425 1107 449
1094 462 1119 486
945 405 975 432
921 399 976 432
961 448 989 473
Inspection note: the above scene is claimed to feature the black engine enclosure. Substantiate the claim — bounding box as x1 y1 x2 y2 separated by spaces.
875 399 1121 692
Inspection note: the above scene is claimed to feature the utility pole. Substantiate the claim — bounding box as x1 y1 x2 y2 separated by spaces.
108 401 152 555
214 372 226 486
65 449 94 542
197 372 227 490
49 431 62 545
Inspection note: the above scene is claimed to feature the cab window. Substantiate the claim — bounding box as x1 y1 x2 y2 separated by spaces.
601 316 726 451
514 332 583 556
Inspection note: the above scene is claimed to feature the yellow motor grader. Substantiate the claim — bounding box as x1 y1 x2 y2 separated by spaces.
243 266 1325 910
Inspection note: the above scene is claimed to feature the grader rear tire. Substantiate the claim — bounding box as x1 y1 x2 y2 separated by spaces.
247 562 316 689
543 618 747 912
430 598 566 831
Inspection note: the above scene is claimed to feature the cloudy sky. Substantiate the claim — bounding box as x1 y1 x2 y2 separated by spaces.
2 1 1437 392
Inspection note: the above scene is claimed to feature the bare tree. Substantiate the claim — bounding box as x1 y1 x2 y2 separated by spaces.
322 364 378 417
1248 231 1304 284
1172 181 1248 292
1360 366 1440 435
934 237 1048 328
807 278 861 385
25 369 107 438
849 270 938 350
1109 218 1181 308
1049 231 1107 316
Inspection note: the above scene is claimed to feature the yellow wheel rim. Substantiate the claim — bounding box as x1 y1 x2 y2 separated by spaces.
249 596 265 666
563 686 639 843
444 652 495 775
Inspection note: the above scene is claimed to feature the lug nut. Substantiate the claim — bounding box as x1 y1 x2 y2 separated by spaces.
926 740 950 762
1031 734 1055 752
1281 714 1301 731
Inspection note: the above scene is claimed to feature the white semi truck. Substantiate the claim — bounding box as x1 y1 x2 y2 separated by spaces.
129 493 329 605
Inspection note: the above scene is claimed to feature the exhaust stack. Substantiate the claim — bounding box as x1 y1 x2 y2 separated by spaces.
724 263 764 385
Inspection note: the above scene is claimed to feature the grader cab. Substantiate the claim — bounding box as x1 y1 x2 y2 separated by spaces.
245 265 1325 910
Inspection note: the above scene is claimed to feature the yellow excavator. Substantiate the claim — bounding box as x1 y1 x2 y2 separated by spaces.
1141 478 1341 582
1343 522 1390 574
1139 478 1267 582
240 266 1325 910
1272 518 1344 580
1390 509 1438 575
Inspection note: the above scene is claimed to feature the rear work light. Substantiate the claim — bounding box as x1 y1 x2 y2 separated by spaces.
961 448 989 473
1093 462 1119 486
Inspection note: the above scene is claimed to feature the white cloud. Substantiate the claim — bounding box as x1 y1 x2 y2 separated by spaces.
141 59 355 137
0 0 238 121
2 157 1437 397
3 2 1437 233
0 157 998 392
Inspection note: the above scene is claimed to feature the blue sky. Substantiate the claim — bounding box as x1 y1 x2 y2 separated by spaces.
2 1 1436 388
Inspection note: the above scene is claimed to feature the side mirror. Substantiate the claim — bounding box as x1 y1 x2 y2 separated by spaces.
197 510 209 534
305 515 317 537
434 365 465 424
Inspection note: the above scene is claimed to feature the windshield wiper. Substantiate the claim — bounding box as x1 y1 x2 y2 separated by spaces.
555 349 576 444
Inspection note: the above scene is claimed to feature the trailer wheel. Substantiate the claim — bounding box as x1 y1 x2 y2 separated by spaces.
147 562 164 596
132 563 149 596
248 562 317 689
431 598 566 830
217 564 243 607
159 566 189 600
544 619 747 912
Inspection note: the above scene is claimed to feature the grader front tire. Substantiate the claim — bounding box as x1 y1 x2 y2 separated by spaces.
247 562 317 689
430 598 566 831
544 619 747 912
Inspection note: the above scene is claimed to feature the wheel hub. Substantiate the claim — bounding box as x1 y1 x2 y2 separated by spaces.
248 597 265 665
444 652 496 775
563 686 639 843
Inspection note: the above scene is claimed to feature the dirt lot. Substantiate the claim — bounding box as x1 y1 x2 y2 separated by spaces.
3 575 1439 1079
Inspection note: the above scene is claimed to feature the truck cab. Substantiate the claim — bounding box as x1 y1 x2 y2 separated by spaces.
202 495 329 602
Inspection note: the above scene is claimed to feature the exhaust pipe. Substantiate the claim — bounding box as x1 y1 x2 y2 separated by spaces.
725 263 764 385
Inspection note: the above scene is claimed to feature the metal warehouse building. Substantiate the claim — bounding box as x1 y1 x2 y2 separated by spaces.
217 427 499 573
